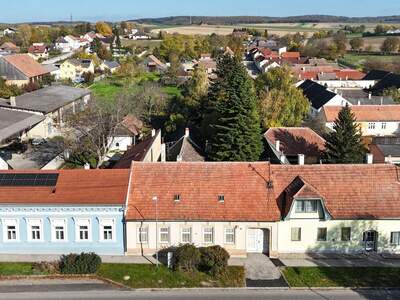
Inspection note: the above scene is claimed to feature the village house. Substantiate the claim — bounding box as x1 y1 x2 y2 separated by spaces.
146 55 167 72
0 169 129 255
322 105 400 137
3 27 17 36
264 127 326 165
124 162 400 257
100 60 121 74
369 136 400 165
0 54 50 86
166 128 205 162
60 59 95 81
0 42 20 54
27 43 49 60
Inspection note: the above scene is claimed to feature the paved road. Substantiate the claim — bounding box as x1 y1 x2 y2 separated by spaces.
1 289 400 300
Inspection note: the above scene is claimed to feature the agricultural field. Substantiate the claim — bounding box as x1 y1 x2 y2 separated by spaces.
341 53 400 69
121 38 162 48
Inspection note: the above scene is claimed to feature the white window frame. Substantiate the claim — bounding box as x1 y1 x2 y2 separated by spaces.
99 218 115 242
224 228 235 245
391 232 400 245
368 122 376 130
51 218 68 242
382 122 387 130
159 227 170 244
137 226 149 244
203 227 214 244
295 200 318 213
291 227 302 241
181 227 192 244
26 218 43 242
75 218 92 242
2 219 20 242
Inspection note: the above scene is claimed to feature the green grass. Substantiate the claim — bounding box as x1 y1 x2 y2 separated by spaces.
282 267 400 288
341 53 400 68
163 86 182 97
0 262 47 276
97 264 245 288
90 81 122 99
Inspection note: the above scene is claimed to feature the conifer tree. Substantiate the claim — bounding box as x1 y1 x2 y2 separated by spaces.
207 55 262 161
324 105 366 164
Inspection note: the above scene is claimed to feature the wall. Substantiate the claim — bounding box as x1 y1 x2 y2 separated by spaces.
277 219 400 255
126 221 278 257
316 80 375 89
0 205 125 255
325 121 400 137
142 130 163 162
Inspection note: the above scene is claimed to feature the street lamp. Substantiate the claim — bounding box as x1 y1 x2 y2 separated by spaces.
152 196 159 268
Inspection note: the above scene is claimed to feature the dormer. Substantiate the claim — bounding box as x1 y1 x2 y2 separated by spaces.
283 176 331 221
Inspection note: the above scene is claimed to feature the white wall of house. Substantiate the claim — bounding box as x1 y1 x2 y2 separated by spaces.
316 80 376 89
325 121 400 137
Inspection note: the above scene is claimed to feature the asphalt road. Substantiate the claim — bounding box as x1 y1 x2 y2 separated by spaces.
1 289 400 300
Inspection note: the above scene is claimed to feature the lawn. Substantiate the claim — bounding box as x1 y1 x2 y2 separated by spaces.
97 264 245 288
340 53 400 68
0 262 47 276
282 267 400 288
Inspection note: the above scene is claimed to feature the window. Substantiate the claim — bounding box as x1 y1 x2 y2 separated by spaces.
341 227 351 241
174 194 181 202
75 219 91 242
218 195 225 203
2 219 19 242
99 219 115 242
203 227 214 244
295 200 318 213
382 122 387 130
181 227 192 243
368 122 376 130
224 228 235 244
27 219 43 242
317 228 327 242
160 227 170 244
51 219 67 242
138 227 148 243
391 232 400 245
291 228 301 241
7 226 17 241
31 226 41 240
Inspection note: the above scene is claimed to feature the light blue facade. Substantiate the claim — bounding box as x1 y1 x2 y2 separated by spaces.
0 205 125 255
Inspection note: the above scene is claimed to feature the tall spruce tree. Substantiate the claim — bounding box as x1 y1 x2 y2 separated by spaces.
324 105 366 164
207 55 262 161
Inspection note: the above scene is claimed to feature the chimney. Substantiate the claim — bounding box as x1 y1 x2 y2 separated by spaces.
84 163 90 170
369 92 372 100
10 96 16 107
358 100 361 106
275 140 280 152
280 154 286 164
151 129 156 137
184 128 190 138
298 154 305 166
366 153 374 164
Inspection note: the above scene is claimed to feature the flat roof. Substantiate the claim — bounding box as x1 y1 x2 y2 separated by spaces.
0 86 90 114
0 108 45 142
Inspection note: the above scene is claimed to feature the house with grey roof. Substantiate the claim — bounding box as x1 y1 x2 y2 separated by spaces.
166 128 205 162
100 60 120 73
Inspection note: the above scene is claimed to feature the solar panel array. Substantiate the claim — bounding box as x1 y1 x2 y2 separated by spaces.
0 173 59 187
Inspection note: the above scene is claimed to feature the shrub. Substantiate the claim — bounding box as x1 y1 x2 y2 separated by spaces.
59 252 102 274
199 245 230 277
173 244 201 272
33 261 60 274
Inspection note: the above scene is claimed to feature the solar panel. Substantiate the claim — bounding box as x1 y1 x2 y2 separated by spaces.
0 173 59 187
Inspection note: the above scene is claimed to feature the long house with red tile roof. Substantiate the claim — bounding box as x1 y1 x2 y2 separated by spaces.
125 162 400 257
0 163 400 257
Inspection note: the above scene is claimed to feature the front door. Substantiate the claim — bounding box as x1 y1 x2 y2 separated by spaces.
247 228 268 254
363 230 378 252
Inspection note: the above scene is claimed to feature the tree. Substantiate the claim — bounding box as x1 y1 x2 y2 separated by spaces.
62 97 129 169
95 22 113 36
256 67 309 129
113 26 122 50
381 37 400 53
350 37 364 51
17 24 32 48
383 87 400 103
324 105 366 164
206 55 262 161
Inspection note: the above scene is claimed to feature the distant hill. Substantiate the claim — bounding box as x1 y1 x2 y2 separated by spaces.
133 15 400 25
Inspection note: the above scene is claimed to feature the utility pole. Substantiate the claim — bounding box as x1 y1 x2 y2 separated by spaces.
153 196 159 268
70 13 73 23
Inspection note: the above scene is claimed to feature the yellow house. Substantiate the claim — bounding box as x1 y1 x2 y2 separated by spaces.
60 59 95 81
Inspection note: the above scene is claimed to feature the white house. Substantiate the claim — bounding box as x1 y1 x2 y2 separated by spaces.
124 162 400 258
3 27 17 36
322 105 400 137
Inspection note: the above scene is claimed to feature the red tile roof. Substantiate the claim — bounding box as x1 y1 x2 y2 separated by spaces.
28 45 47 54
0 169 130 205
323 105 400 122
334 69 365 80
281 52 300 59
264 127 326 157
2 54 49 78
126 162 400 221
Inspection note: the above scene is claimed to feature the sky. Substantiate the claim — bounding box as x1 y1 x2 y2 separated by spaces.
1 0 400 23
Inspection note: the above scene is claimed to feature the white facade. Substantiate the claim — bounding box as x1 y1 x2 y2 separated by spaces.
316 80 376 89
325 120 400 137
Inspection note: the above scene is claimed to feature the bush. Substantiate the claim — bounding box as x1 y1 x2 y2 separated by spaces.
199 246 230 277
32 261 60 274
59 252 102 274
173 244 201 272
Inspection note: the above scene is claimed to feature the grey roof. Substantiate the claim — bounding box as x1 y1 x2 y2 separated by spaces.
376 144 400 157
0 85 90 114
103 60 120 69
0 108 45 142
43 64 59 73
317 72 337 81
68 59 93 68
167 134 205 162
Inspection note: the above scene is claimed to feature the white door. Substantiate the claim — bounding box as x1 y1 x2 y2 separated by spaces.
247 228 266 253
